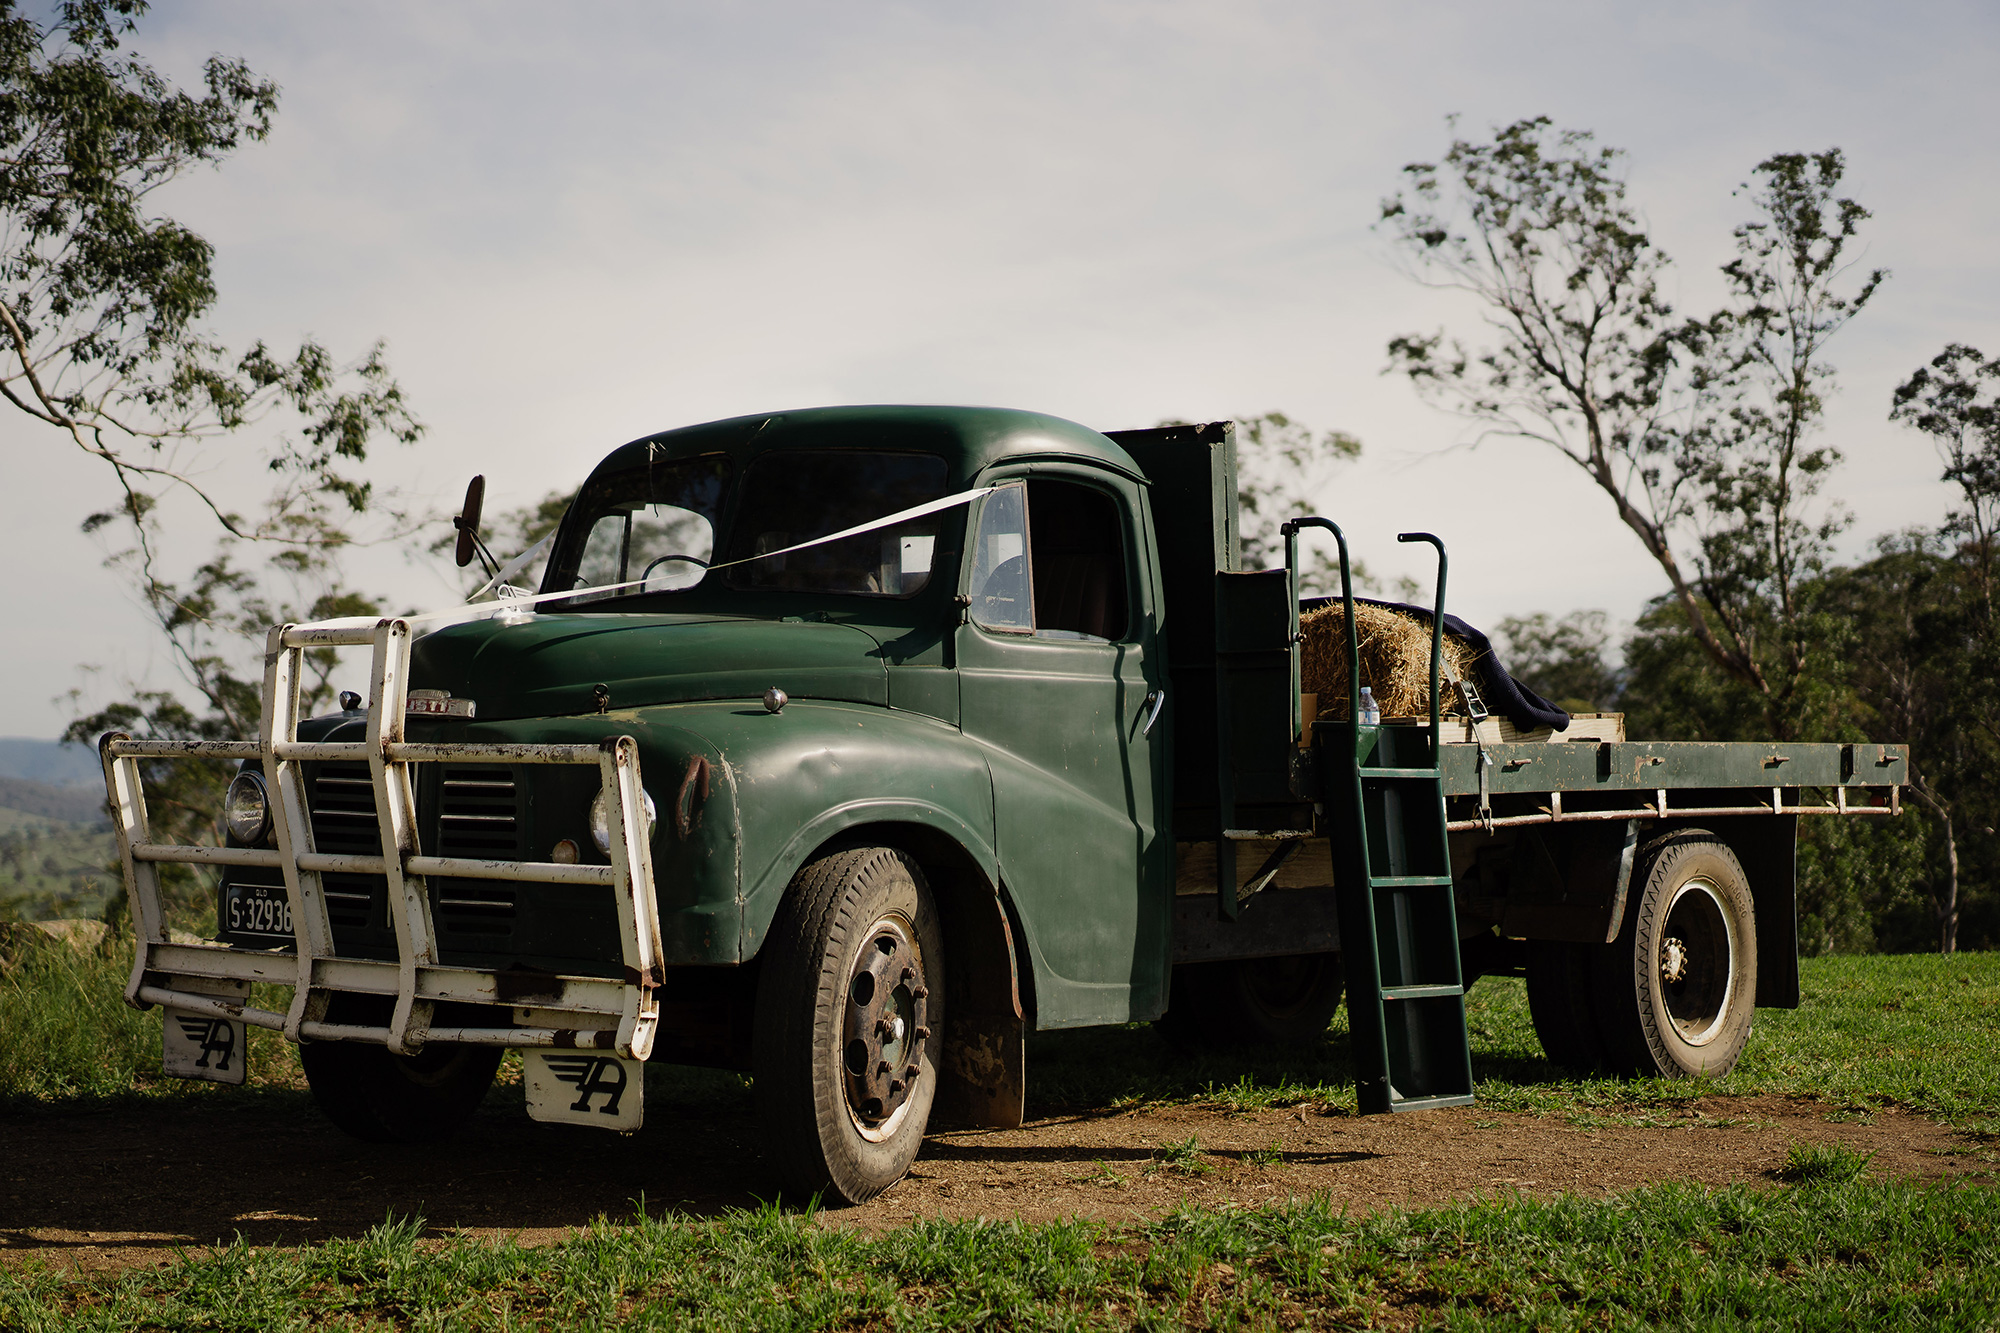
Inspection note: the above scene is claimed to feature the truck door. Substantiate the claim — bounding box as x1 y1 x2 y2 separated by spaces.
956 471 1171 1027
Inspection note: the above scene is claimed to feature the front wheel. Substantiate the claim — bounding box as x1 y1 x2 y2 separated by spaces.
301 1001 502 1143
1592 831 1757 1078
752 846 943 1204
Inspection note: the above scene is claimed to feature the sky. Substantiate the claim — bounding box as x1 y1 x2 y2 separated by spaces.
4 0 1997 739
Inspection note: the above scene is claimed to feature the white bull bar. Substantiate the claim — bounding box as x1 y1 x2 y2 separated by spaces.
98 617 664 1062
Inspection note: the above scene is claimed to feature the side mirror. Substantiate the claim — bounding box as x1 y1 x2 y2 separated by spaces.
454 475 486 569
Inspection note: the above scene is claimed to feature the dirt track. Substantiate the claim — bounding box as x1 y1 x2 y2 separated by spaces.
4 1089 1993 1276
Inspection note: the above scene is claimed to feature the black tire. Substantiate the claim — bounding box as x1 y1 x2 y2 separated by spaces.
1591 831 1757 1078
1157 953 1345 1050
1525 938 1605 1073
301 1001 502 1143
752 846 943 1205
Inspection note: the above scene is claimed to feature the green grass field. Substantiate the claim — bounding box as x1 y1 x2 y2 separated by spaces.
4 1178 1994 1330
1027 950 2000 1135
4 945 1996 1328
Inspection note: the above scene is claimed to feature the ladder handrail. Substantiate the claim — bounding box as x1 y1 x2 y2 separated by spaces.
1396 532 1448 746
1281 517 1358 727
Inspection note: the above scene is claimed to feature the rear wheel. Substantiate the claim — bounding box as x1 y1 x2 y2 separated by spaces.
1157 953 1345 1050
753 846 942 1204
1592 831 1757 1078
301 999 502 1143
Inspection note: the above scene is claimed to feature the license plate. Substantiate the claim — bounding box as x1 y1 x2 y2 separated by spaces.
225 883 293 939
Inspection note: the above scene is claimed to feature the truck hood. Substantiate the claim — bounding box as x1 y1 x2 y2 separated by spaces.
407 613 887 721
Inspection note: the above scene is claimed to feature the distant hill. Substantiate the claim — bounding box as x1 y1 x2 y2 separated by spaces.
0 738 100 789
0 776 107 826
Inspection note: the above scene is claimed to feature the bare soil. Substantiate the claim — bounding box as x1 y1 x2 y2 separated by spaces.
4 1091 1993 1277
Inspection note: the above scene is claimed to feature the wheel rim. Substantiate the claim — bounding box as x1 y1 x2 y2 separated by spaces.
839 911 930 1143
1657 877 1737 1046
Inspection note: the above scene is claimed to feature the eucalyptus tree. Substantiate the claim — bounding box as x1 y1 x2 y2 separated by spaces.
3 2 421 912
0 1 421 732
1877 344 2000 951
1381 119 1881 739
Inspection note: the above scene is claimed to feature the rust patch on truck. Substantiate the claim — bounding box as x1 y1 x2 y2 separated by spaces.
492 967 568 1005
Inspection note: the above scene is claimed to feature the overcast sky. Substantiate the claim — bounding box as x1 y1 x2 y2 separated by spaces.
4 0 1997 739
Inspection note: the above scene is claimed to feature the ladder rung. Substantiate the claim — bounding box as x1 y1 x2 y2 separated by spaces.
1388 1092 1475 1113
1381 984 1464 1001
1368 875 1453 888
1359 767 1439 779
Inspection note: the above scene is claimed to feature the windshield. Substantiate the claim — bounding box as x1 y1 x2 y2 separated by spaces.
545 447 950 605
548 454 731 603
721 450 949 597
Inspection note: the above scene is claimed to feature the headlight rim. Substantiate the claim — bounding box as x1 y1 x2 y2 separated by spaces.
589 784 657 855
224 770 272 846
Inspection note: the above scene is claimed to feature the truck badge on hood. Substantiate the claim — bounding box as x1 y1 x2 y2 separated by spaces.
406 689 476 719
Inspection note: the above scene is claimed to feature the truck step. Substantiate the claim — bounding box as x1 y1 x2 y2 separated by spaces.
1384 1091 1477 1113
1381 983 1465 1001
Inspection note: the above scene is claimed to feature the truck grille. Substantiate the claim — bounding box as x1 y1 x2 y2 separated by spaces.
275 763 528 940
308 764 382 928
431 766 522 935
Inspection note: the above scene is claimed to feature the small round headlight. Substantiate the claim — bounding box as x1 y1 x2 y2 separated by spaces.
224 770 272 845
589 784 657 854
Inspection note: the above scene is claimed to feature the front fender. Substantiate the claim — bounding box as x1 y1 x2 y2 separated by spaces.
709 700 997 959
439 700 997 966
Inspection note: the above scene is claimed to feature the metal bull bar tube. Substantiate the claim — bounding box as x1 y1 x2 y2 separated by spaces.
98 617 665 1062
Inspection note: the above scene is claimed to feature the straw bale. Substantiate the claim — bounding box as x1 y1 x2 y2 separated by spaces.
1299 602 1482 720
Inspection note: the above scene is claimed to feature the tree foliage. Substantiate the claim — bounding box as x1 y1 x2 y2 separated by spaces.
1383 120 1882 739
1493 610 1622 713
0 3 422 914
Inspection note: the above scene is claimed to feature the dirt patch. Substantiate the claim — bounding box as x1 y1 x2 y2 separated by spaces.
3 1094 1990 1276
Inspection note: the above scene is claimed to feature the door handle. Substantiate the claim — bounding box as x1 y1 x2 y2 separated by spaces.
1141 687 1167 736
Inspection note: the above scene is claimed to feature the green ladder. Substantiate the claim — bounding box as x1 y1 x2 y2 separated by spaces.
1283 520 1475 1115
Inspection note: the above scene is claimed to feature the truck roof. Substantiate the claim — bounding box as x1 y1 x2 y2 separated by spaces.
589 404 1148 487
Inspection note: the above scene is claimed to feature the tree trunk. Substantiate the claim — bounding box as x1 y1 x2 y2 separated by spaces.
1938 813 1959 955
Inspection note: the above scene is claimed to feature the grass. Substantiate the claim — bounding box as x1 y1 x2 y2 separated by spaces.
1027 951 2000 1134
5 938 1997 1136
0 935 306 1110
1779 1142 1878 1186
5 945 1998 1326
4 1180 1996 1330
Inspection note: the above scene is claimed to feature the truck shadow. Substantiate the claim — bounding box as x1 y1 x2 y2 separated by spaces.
1 1024 1564 1256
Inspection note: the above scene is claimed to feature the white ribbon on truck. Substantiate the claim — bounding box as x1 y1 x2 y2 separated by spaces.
299 484 1000 635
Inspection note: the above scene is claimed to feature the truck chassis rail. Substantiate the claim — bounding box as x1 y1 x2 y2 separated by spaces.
99 617 665 1061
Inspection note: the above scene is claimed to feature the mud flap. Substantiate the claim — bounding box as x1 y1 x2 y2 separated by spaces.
523 1051 644 1131
161 976 251 1085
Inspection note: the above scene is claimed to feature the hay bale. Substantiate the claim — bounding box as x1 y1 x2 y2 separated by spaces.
1299 602 1481 720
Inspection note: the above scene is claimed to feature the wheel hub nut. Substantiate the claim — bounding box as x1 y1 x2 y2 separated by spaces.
1660 936 1689 985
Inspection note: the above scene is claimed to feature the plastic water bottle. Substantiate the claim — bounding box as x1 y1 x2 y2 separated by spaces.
1358 686 1381 726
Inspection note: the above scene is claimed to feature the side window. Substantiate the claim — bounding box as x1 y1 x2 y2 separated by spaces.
969 484 1032 631
1027 480 1129 641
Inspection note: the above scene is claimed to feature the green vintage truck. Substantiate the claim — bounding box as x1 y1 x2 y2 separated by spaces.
102 406 1908 1203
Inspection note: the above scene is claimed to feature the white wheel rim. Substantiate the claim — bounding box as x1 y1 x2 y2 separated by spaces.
838 911 927 1144
1659 876 1737 1047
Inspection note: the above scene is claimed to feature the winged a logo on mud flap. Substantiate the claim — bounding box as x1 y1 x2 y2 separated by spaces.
545 1055 628 1114
175 1016 237 1072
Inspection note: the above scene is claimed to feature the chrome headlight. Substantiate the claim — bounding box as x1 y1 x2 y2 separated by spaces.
589 784 657 854
224 771 272 845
